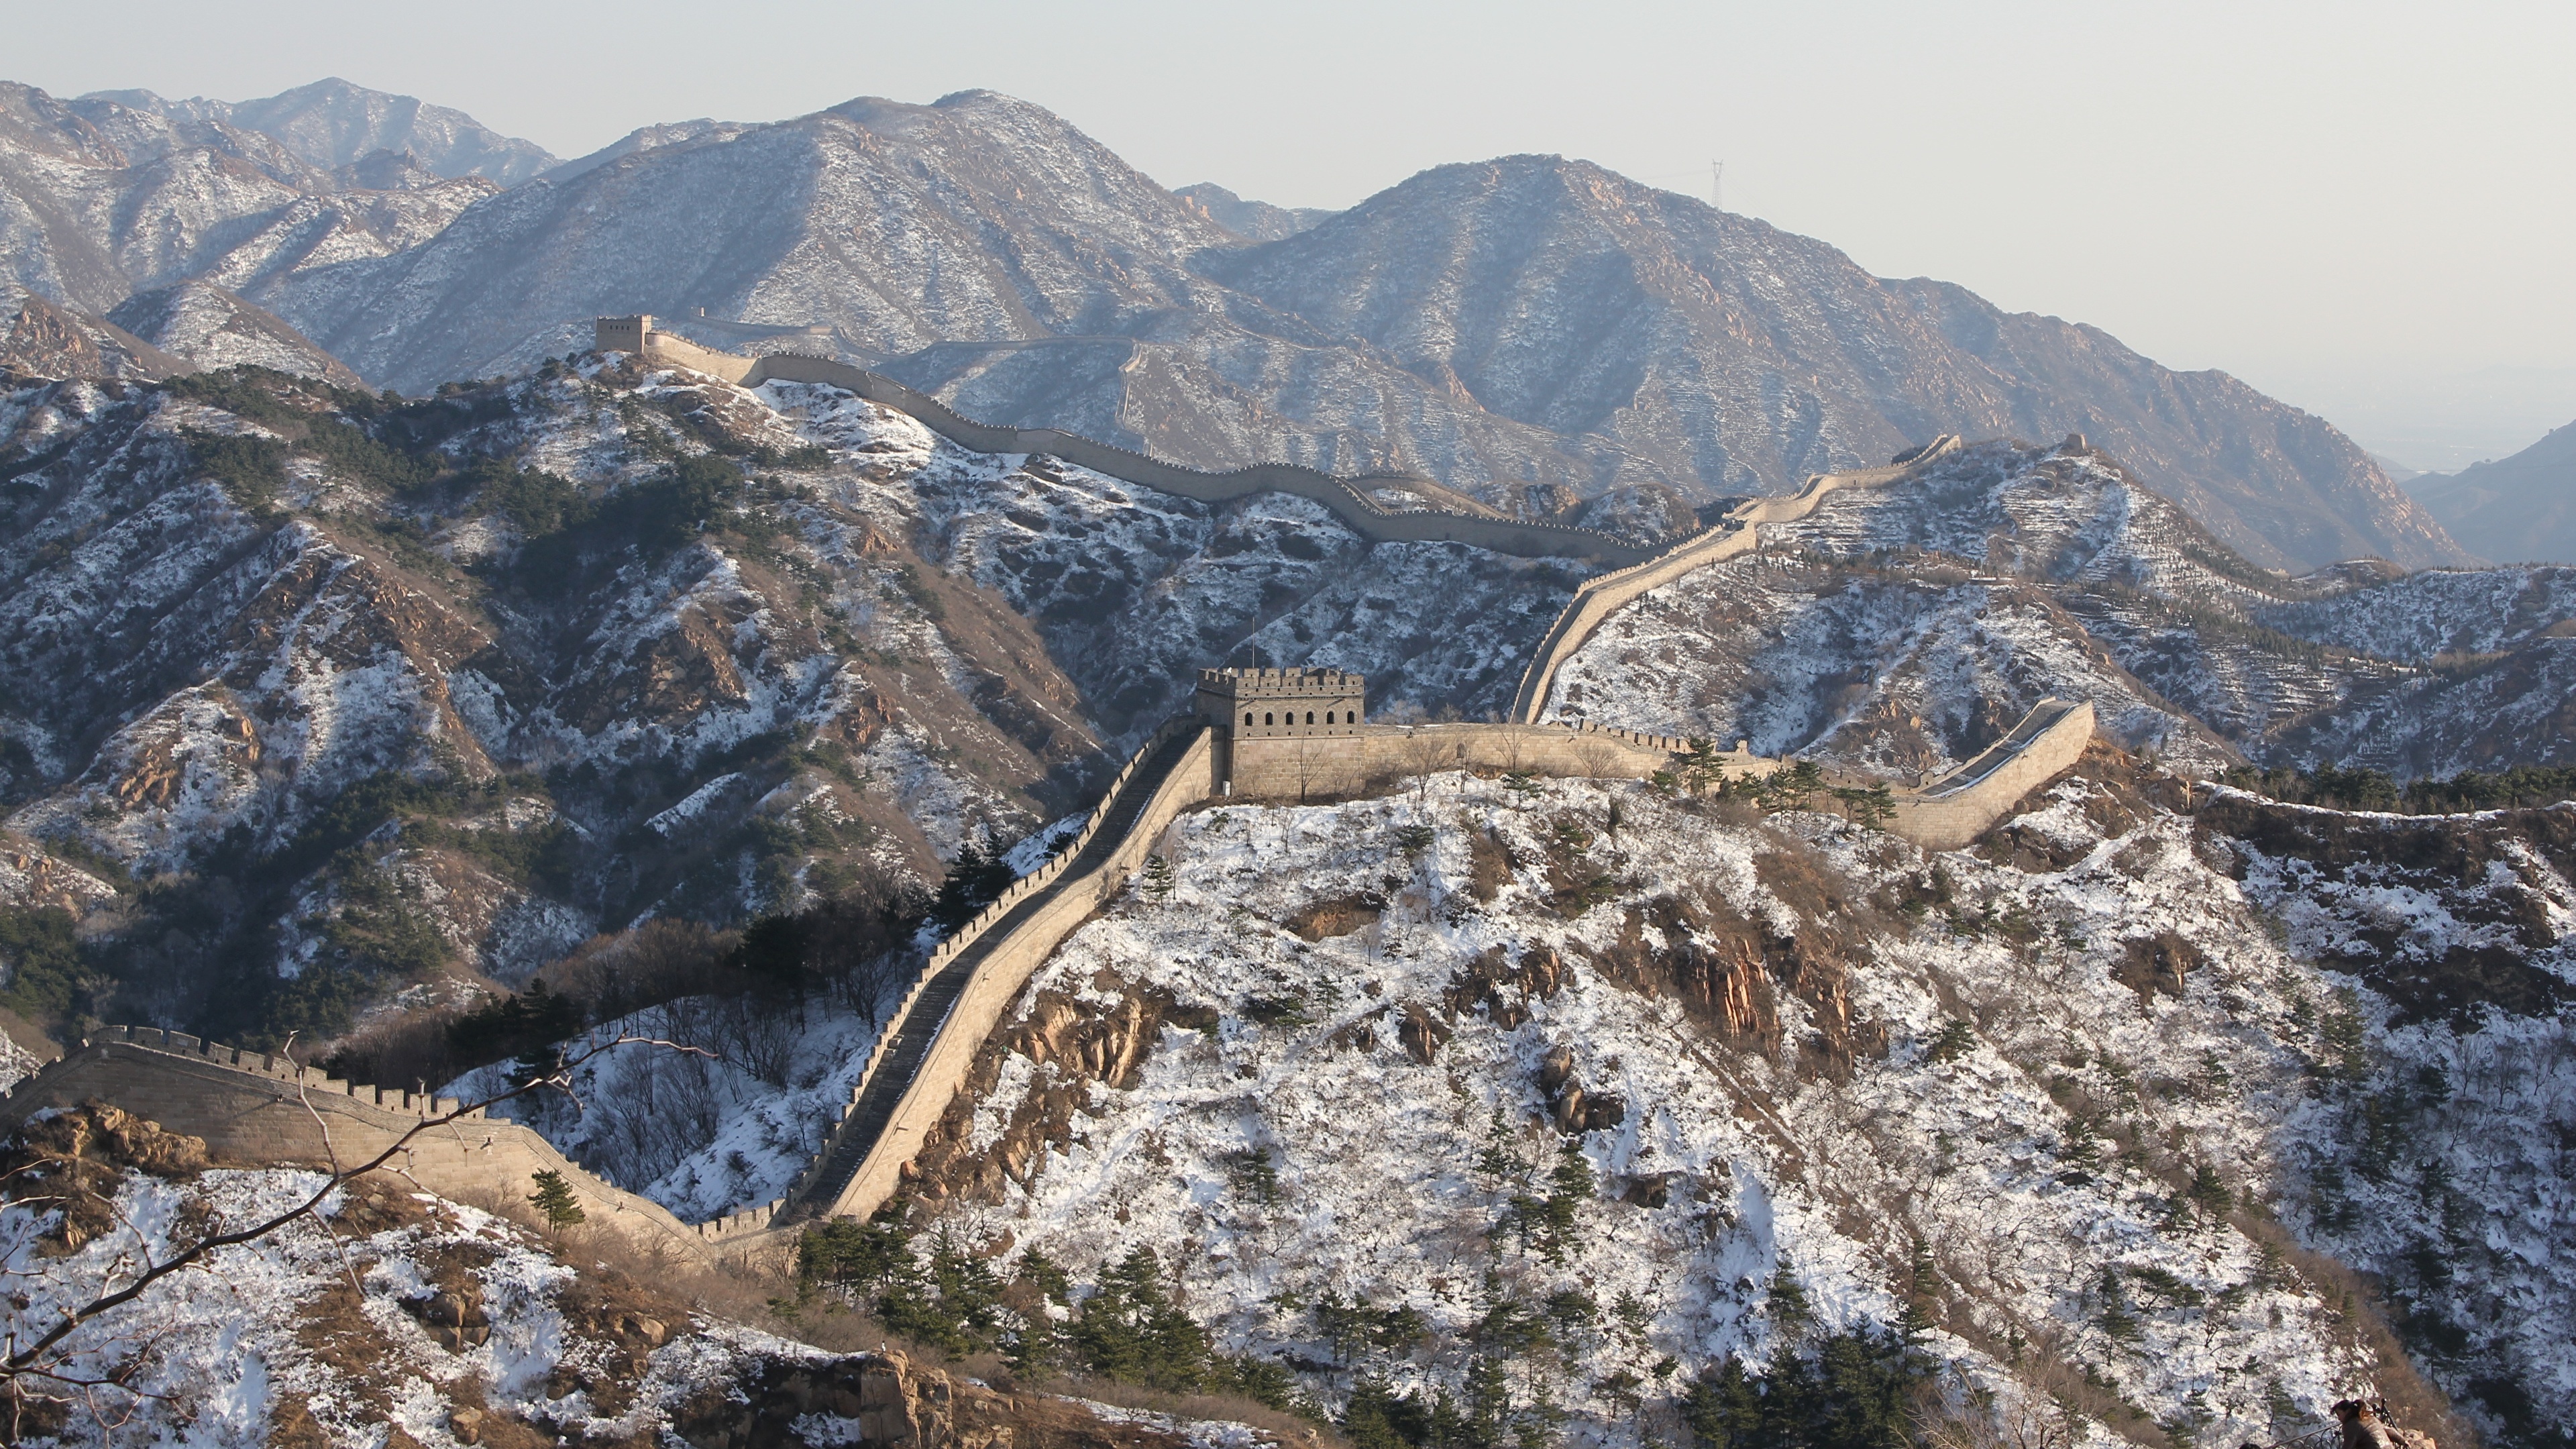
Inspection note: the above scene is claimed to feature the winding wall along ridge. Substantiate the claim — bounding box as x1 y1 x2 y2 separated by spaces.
630 327 1654 567
629 327 2081 1216
0 335 2098 1249
1507 436 1964 723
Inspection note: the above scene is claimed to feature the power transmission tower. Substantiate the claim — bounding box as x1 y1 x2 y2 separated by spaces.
1711 161 1724 215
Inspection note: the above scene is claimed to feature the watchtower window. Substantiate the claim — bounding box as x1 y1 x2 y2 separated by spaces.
1244 712 1254 727
1324 710 1336 724
1265 712 1274 726
1306 711 1316 724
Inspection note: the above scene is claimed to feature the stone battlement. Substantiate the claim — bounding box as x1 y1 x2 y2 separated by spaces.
1195 666 1366 694
1197 667 1367 740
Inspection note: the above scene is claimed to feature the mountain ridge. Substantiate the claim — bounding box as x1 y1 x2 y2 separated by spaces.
81 76 557 182
2408 417 2576 564
0 76 2474 574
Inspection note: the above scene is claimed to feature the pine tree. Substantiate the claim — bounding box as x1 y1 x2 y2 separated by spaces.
1142 853 1177 900
1005 1249 1073 1376
2187 1162 2235 1217
1476 1108 1527 1184
1765 1267 1813 1340
1072 1247 1214 1391
1924 1019 1978 1064
1679 738 1723 793
1462 1355 1513 1449
1226 1146 1281 1203
877 1230 1008 1356
1900 1239 1939 1341
797 1212 912 1296
527 1169 584 1231
1536 1141 1596 1261
1345 1376 1413 1449
1682 1360 1763 1449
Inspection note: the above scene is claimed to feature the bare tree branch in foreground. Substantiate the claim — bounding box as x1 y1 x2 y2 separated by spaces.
0 1031 711 1433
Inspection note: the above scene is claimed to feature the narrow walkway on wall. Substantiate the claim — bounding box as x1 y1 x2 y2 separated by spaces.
786 724 1205 1218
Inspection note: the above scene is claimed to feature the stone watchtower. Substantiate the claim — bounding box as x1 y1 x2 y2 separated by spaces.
1197 666 1366 737
595 315 653 354
1195 666 1367 798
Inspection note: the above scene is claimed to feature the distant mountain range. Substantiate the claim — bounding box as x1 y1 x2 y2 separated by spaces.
0 76 2475 572
2408 419 2576 564
83 76 557 182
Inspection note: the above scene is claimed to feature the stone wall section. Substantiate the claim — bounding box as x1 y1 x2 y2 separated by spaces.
1223 720 1778 800
1507 436 1964 722
0 1027 773 1260
794 722 1221 1223
1884 698 2096 850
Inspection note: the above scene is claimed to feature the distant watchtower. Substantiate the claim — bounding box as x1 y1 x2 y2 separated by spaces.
595 315 653 354
1197 667 1366 739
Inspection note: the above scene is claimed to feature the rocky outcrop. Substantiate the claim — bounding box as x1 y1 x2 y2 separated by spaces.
1 296 193 381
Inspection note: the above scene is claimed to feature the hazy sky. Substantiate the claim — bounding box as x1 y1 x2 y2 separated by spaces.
18 0 2575 470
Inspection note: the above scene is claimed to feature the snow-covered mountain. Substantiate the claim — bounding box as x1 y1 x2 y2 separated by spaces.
0 1095 1273 1445
0 347 1602 1049
472 745 2571 1448
1547 438 2576 778
0 75 2461 573
0 80 498 319
1175 182 1338 241
1190 159 2465 573
5 337 2571 1447
105 278 362 384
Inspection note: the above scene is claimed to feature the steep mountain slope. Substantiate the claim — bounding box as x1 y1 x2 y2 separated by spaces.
0 294 191 380
272 90 1241 396
1548 439 2576 778
1193 160 2463 570
83 76 557 182
513 748 2567 1447
0 360 1086 1040
5 354 2571 1447
0 350 1591 1049
1175 182 1337 241
0 1098 1272 1446
2408 419 2576 565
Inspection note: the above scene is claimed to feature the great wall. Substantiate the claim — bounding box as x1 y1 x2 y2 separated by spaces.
607 318 1658 568
0 318 2099 1262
